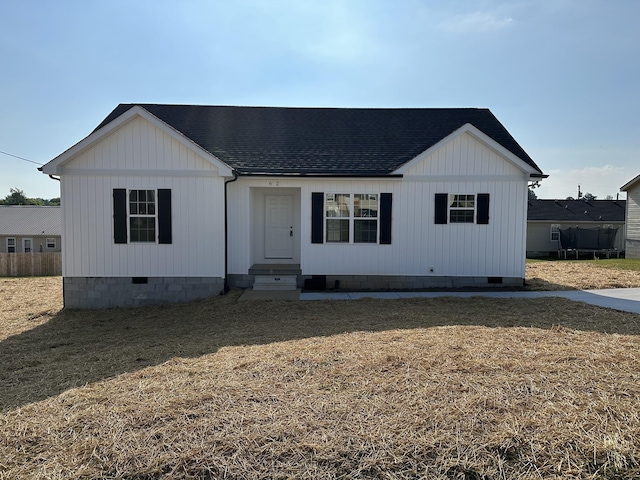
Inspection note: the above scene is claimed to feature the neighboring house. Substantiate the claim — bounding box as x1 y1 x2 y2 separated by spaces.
621 173 640 259
526 199 626 257
41 104 544 308
0 205 61 253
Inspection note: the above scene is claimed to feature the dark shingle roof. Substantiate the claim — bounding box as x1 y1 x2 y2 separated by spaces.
94 104 541 175
528 199 626 222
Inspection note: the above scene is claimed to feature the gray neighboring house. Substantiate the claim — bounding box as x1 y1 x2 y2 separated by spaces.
0 206 62 253
526 199 626 257
621 173 640 259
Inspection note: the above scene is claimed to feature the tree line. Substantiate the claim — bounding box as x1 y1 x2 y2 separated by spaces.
0 188 60 206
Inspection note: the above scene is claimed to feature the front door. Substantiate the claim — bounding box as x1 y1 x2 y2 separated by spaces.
265 195 294 259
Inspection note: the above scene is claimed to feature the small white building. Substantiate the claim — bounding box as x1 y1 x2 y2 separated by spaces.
41 105 544 308
621 174 640 259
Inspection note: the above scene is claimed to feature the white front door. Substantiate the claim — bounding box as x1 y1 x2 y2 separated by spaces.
265 195 294 259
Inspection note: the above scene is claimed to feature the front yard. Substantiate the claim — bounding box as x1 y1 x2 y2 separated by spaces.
1 262 640 478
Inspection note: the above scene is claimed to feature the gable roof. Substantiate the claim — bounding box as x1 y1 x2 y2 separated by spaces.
621 173 640 191
92 104 543 176
0 206 61 236
527 199 626 223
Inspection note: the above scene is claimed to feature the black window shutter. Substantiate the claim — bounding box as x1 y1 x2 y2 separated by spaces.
379 193 392 244
477 193 490 224
311 192 324 244
158 189 172 244
113 189 127 244
434 193 448 224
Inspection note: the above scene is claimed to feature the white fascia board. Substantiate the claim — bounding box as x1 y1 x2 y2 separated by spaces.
621 173 640 191
41 106 233 177
392 123 541 176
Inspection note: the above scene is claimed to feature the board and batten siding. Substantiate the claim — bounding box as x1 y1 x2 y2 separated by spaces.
227 131 530 279
627 184 640 259
59 116 226 277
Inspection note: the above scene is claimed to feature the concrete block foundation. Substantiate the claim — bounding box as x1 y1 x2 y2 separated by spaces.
64 276 224 309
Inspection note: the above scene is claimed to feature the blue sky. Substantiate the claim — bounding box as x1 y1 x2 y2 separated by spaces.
1 0 638 201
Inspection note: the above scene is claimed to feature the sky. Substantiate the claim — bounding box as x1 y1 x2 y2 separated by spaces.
1 0 638 201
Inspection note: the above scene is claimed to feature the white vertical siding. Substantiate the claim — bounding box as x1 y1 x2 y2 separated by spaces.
227 149 530 280
626 184 640 258
60 116 226 277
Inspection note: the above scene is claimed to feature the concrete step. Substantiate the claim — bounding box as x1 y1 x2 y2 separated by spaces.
253 274 298 291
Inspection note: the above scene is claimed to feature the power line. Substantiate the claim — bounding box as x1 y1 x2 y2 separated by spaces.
0 150 43 166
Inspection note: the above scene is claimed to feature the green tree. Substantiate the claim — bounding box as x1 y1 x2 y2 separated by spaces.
0 187 28 205
0 188 60 206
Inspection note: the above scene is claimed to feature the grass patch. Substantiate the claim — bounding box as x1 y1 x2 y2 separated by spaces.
1 287 640 479
583 258 640 271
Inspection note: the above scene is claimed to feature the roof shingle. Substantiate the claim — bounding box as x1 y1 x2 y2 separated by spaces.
527 199 625 222
94 104 542 175
0 206 61 236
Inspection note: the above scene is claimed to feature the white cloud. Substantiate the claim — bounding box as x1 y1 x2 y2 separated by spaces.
441 11 515 34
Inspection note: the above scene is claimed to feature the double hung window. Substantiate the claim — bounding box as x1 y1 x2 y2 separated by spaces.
129 189 156 242
550 224 560 242
449 194 475 223
6 238 16 253
325 193 378 243
435 193 490 225
113 188 172 244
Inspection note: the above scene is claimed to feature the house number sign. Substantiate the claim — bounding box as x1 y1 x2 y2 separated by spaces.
268 181 280 186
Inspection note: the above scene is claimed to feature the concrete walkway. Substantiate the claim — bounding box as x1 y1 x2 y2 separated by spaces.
298 288 640 315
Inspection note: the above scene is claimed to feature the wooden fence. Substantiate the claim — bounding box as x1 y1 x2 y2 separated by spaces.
0 252 62 277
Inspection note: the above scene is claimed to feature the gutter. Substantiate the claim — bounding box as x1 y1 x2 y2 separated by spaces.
223 170 239 293
37 166 61 182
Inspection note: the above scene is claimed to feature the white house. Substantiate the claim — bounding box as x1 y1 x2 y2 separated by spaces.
41 104 544 308
621 174 640 259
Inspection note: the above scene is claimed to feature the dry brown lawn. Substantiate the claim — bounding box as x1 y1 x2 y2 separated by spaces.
525 260 640 291
1 267 639 479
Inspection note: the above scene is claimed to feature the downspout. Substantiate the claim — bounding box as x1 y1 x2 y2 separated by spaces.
223 170 239 293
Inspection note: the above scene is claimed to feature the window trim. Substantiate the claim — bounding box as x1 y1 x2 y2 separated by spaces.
325 193 380 244
128 189 158 243
550 224 560 242
6 237 16 253
449 194 475 223
46 237 57 249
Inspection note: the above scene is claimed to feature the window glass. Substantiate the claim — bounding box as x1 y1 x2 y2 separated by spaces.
7 238 16 253
46 238 56 249
449 194 475 223
550 224 560 241
355 194 378 218
325 193 379 243
326 194 350 217
129 189 156 242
